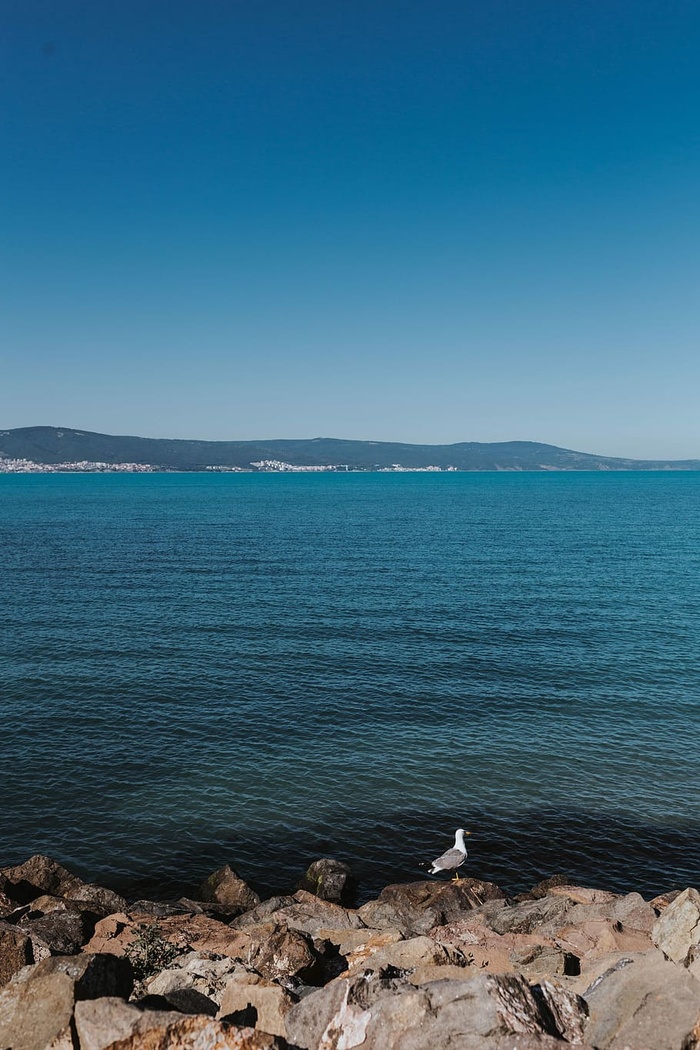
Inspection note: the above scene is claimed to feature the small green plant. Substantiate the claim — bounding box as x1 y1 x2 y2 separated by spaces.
125 922 180 980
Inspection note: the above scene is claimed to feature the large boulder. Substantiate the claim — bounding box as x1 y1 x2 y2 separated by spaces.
218 972 296 1038
297 859 356 906
0 920 33 986
581 948 700 1049
357 878 505 936
199 865 261 913
0 855 85 903
0 952 132 1050
285 969 588 1050
344 933 468 976
232 890 363 938
652 886 700 964
74 997 184 1050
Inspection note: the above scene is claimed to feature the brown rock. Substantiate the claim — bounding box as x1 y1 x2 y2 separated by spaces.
240 922 318 983
0 888 15 919
0 855 85 904
649 888 684 913
345 933 466 976
199 865 261 912
357 878 505 936
85 911 317 983
105 1015 284 1049
430 919 575 978
0 920 33 986
218 972 296 1037
332 927 404 963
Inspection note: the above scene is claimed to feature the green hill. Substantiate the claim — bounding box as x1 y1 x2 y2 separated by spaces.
1 426 698 471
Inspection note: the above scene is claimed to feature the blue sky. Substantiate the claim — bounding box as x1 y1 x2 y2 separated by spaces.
2 0 699 457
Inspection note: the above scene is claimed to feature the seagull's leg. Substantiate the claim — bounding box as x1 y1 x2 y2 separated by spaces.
452 872 460 882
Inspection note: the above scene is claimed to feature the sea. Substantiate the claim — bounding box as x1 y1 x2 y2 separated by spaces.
2 471 699 903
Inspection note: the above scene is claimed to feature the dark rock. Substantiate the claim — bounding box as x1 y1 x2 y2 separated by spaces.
0 920 33 987
143 985 219 1016
516 873 571 901
19 908 90 955
178 896 248 921
297 858 357 906
130 899 196 917
199 864 261 912
65 882 128 916
357 878 506 936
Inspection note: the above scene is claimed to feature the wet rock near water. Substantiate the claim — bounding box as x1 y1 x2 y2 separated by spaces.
1 853 700 1048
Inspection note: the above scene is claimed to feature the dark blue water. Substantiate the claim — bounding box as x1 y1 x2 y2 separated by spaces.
2 472 699 902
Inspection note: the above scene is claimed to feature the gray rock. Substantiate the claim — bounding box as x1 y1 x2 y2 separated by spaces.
286 970 588 1050
487 895 574 936
199 864 261 912
652 886 700 964
297 859 356 906
74 997 184 1050
582 947 700 1049
357 879 505 936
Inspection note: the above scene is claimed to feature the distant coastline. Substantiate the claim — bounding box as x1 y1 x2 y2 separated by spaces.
1 426 699 473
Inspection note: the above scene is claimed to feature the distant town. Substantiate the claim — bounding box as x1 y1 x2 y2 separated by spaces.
0 454 457 474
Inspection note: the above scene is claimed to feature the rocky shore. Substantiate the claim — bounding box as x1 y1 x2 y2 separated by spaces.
1 855 700 1049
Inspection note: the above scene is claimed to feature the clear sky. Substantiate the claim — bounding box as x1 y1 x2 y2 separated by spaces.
2 1 699 458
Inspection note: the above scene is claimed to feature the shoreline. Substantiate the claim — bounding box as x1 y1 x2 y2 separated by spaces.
2 853 699 1049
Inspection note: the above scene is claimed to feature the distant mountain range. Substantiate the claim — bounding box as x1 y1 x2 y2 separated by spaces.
1 426 699 472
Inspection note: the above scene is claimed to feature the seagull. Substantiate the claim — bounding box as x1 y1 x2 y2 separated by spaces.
428 828 471 880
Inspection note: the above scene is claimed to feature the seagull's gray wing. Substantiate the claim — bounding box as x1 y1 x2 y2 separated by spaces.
430 846 466 872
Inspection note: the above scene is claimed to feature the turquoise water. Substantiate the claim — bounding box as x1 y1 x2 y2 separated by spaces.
1 471 699 901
